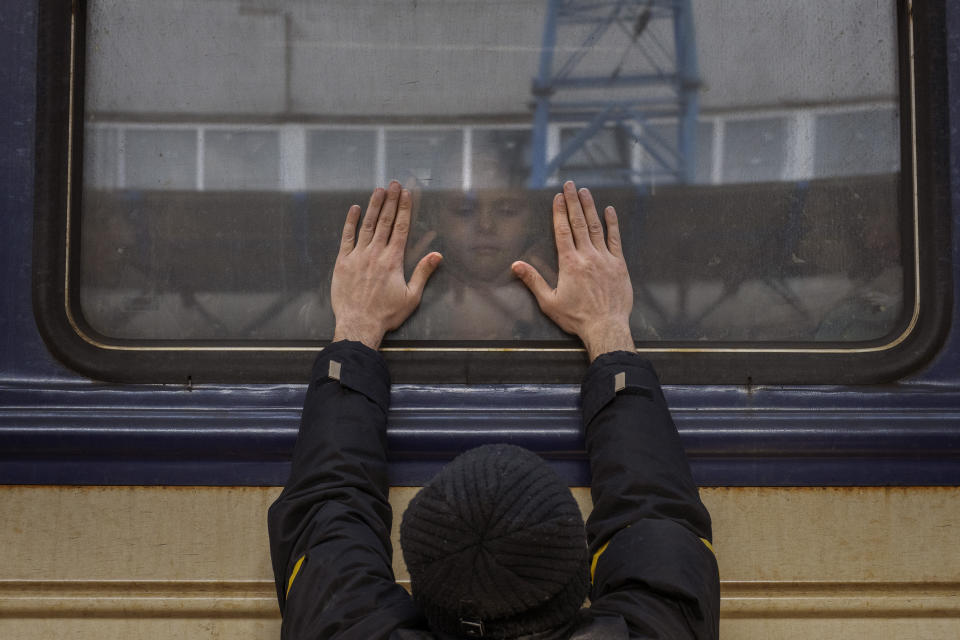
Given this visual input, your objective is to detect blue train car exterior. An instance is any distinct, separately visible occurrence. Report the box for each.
[1,0,959,488]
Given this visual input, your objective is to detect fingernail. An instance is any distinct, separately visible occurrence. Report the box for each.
[564,180,575,191]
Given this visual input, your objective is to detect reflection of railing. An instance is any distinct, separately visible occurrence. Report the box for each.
[83,103,898,192]
[528,0,700,187]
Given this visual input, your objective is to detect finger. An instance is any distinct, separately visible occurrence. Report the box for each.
[578,187,606,251]
[357,187,386,247]
[604,206,623,258]
[511,260,554,310]
[527,253,558,286]
[388,188,413,251]
[552,192,575,257]
[408,252,443,299]
[373,181,402,245]
[339,204,362,256]
[562,180,591,249]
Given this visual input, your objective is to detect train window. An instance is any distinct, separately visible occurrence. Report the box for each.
[557,127,634,186]
[307,130,377,189]
[121,129,198,190]
[385,130,464,189]
[33,0,951,383]
[720,118,789,184]
[814,109,902,177]
[470,128,532,189]
[203,130,282,191]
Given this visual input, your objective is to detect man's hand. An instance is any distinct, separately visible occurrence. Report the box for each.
[331,181,442,350]
[512,181,635,362]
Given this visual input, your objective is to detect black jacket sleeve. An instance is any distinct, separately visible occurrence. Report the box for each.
[267,341,424,640]
[581,351,720,639]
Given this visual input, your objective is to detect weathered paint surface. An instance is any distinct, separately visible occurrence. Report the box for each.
[1,486,959,639]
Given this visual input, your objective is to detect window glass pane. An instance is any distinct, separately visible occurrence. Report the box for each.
[394,189,561,341]
[470,129,531,189]
[722,118,788,184]
[307,130,377,189]
[79,0,905,346]
[636,121,714,185]
[558,127,632,187]
[122,129,197,190]
[693,122,714,185]
[83,126,121,189]
[385,130,463,190]
[560,127,628,168]
[203,130,280,190]
[814,109,900,177]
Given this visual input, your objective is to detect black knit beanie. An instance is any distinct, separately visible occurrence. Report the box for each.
[400,444,590,639]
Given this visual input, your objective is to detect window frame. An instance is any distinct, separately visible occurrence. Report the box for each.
[33,0,953,385]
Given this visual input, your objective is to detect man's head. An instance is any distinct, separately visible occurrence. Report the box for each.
[400,444,590,638]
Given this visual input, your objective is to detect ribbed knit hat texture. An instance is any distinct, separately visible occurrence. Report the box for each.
[400,444,589,639]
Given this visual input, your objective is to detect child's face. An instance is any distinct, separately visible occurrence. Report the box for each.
[440,191,531,284]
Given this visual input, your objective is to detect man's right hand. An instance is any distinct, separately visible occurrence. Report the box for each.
[512,181,635,362]
[331,181,442,350]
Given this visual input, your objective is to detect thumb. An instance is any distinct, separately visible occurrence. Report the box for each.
[408,252,443,298]
[512,261,553,307]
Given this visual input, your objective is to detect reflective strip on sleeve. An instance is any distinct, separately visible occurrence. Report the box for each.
[590,540,611,583]
[591,533,714,584]
[286,555,306,597]
[700,537,715,555]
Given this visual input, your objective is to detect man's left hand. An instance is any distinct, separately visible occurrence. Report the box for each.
[331,181,443,350]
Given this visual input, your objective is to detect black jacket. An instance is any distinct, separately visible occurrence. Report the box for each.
[268,341,719,639]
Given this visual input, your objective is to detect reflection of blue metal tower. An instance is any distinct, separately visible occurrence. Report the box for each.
[529,0,700,187]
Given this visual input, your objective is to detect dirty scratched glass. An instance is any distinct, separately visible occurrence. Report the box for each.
[80,0,904,344]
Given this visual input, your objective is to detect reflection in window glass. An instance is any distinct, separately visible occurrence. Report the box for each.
[638,121,714,185]
[559,127,632,187]
[307,130,377,189]
[203,130,280,190]
[123,130,196,190]
[471,129,531,189]
[722,118,788,183]
[814,109,900,177]
[385,130,463,190]
[79,0,905,345]
[693,123,714,185]
[560,128,629,168]
[83,126,121,189]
